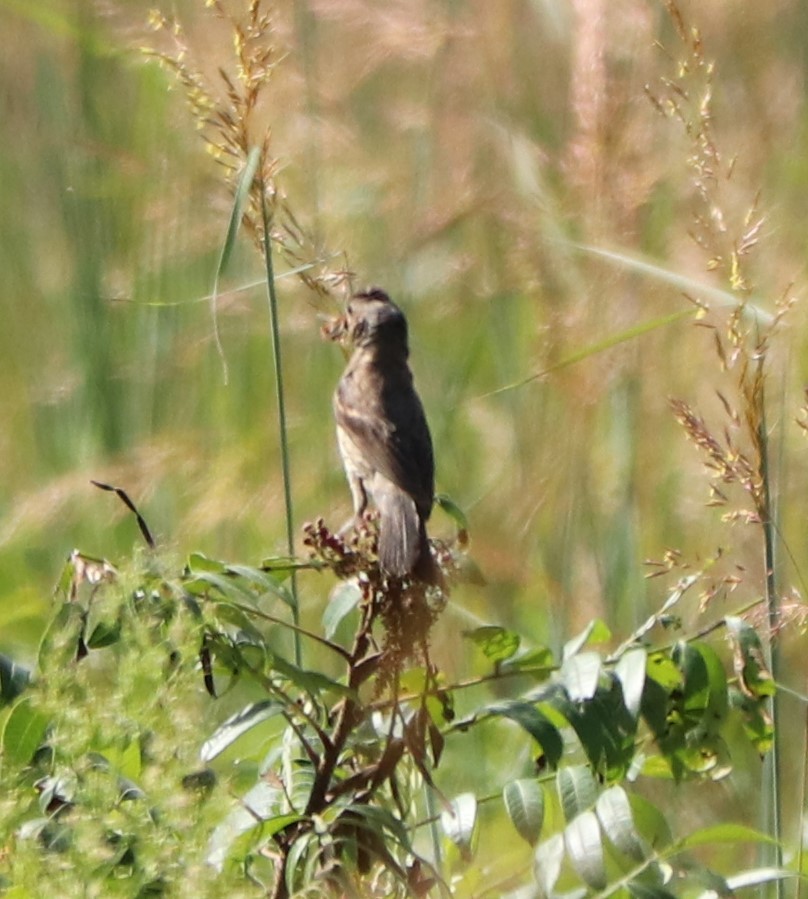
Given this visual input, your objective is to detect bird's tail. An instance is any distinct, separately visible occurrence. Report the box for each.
[377,490,440,585]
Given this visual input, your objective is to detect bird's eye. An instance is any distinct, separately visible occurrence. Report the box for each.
[346,304,353,316]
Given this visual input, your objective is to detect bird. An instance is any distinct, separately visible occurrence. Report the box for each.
[327,288,438,583]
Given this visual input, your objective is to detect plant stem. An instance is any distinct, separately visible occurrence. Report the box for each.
[757,376,783,891]
[261,185,301,666]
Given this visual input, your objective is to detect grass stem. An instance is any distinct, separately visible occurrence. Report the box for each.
[261,182,301,666]
[758,377,783,892]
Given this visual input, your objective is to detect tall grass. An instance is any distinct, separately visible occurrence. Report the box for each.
[3,0,808,885]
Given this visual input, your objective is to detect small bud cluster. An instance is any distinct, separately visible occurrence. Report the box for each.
[302,515,380,581]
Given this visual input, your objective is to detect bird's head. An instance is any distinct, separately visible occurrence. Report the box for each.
[323,288,409,352]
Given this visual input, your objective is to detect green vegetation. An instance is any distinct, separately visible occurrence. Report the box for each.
[2,0,808,895]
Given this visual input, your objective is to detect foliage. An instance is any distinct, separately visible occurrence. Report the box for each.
[3,0,808,896]
[0,509,788,897]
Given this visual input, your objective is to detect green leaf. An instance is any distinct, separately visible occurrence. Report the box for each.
[565,809,606,890]
[1,697,50,768]
[560,651,602,701]
[673,641,728,733]
[725,616,775,698]
[557,765,598,822]
[533,833,565,897]
[201,701,283,762]
[322,581,362,640]
[596,786,646,862]
[269,653,354,698]
[488,701,563,768]
[441,793,477,858]
[645,653,683,691]
[218,146,261,275]
[207,779,284,870]
[185,569,258,604]
[435,493,469,532]
[225,564,296,609]
[187,552,227,574]
[0,654,31,704]
[563,619,611,660]
[718,867,796,893]
[615,647,647,719]
[629,794,673,850]
[343,803,413,855]
[503,779,545,846]
[465,626,520,663]
[86,620,121,649]
[551,680,636,778]
[729,686,774,754]
[501,644,555,672]
[678,823,777,851]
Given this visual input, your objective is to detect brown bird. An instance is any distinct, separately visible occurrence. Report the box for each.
[327,288,437,582]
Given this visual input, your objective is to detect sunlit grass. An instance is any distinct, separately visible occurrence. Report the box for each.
[3,1,808,891]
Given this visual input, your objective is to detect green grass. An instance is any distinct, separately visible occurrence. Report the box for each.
[3,0,808,893]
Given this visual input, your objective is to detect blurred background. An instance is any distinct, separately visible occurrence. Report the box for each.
[3,0,808,863]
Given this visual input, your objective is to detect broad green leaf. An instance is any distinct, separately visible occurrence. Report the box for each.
[201,701,283,762]
[645,653,683,691]
[225,564,295,609]
[441,793,477,858]
[673,641,727,727]
[185,569,258,603]
[465,626,520,663]
[640,676,671,742]
[533,833,565,897]
[488,701,563,768]
[596,786,646,862]
[557,765,598,822]
[551,680,636,779]
[269,653,354,698]
[0,654,31,704]
[678,823,776,851]
[1,697,49,768]
[284,832,319,894]
[565,809,606,889]
[563,620,611,661]
[629,794,673,850]
[560,651,601,701]
[187,552,228,574]
[86,620,121,649]
[207,779,283,870]
[322,581,361,639]
[615,647,647,719]
[502,644,555,672]
[210,601,267,644]
[694,642,729,724]
[503,779,545,846]
[672,641,708,711]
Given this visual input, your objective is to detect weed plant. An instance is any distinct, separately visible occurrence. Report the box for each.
[2,1,808,897]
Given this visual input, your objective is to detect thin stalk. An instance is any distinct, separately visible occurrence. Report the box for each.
[797,695,808,899]
[757,378,783,892]
[261,185,301,666]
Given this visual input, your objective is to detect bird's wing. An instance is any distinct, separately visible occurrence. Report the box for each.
[335,384,434,517]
